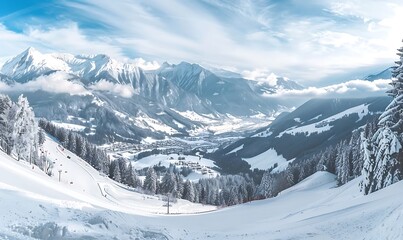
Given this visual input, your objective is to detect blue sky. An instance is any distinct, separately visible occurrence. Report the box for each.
[0,0,402,85]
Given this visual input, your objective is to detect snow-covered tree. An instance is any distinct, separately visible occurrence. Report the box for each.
[361,43,403,194]
[11,95,38,162]
[160,170,178,197]
[143,167,157,194]
[182,180,195,202]
[113,162,121,182]
[256,172,275,198]
[75,135,86,158]
[361,127,402,194]
[0,95,13,153]
[125,162,139,188]
[56,128,68,147]
[350,130,363,177]
[38,128,46,146]
[336,141,352,185]
[67,131,76,153]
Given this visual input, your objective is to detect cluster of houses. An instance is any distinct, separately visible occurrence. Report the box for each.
[171,156,214,175]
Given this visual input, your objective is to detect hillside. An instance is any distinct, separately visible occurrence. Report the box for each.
[214,97,390,171]
[0,135,216,216]
[1,139,403,239]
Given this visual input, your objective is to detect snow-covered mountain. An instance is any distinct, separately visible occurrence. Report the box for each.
[213,97,390,171]
[0,48,302,143]
[364,67,393,81]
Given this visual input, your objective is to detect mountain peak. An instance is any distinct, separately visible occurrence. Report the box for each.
[16,47,42,62]
[24,46,39,55]
[1,47,69,82]
[364,67,393,81]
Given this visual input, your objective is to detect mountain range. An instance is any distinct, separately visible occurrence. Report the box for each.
[0,48,303,143]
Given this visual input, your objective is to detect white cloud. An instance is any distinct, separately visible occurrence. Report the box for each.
[127,58,160,70]
[89,80,134,98]
[267,79,391,98]
[1,0,403,83]
[242,69,282,86]
[0,72,90,95]
[314,31,360,48]
[0,72,135,98]
[0,22,125,61]
[61,0,403,82]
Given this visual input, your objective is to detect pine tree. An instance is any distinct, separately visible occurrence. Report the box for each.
[125,162,136,187]
[38,128,46,146]
[67,132,76,153]
[361,42,403,194]
[143,167,157,194]
[91,147,102,170]
[113,162,121,182]
[75,135,85,157]
[11,95,38,162]
[0,95,12,153]
[336,141,351,185]
[160,170,178,197]
[56,128,68,147]
[350,130,363,177]
[256,171,274,198]
[183,180,195,202]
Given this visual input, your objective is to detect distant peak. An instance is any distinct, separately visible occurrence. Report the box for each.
[23,47,41,56]
[177,61,204,70]
[160,61,172,69]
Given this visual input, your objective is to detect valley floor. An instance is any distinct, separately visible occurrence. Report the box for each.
[0,136,402,239]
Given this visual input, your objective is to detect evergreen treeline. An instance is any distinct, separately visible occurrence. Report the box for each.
[140,164,257,206]
[38,119,110,175]
[39,119,144,189]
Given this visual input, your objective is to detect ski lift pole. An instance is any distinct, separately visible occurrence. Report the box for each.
[167,193,170,214]
[58,169,62,182]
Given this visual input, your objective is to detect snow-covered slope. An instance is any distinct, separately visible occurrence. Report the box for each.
[364,67,393,81]
[242,148,289,171]
[0,135,216,216]
[217,97,390,168]
[2,144,403,240]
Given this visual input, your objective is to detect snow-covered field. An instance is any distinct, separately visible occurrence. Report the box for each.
[243,148,289,171]
[1,136,403,239]
[133,154,220,181]
[50,121,86,132]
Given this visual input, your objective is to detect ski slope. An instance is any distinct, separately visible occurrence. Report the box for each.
[1,136,403,239]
